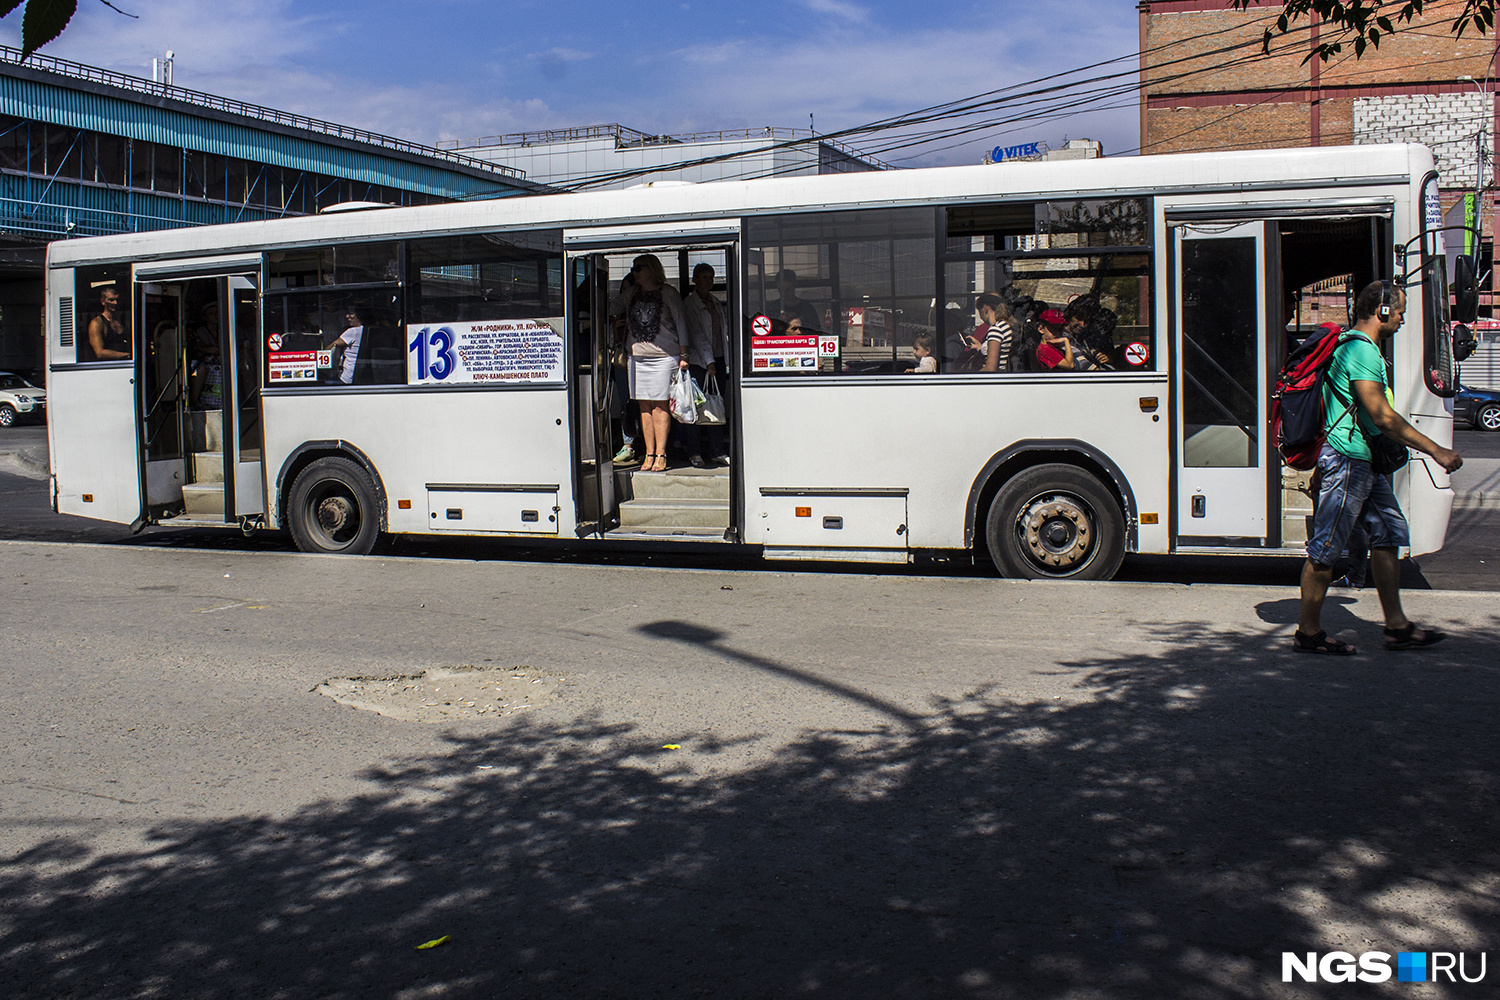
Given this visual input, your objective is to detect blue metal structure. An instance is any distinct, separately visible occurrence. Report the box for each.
[0,46,544,373]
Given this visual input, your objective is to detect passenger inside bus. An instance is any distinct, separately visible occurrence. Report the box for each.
[904,332,937,373]
[975,293,1016,372]
[1063,295,1117,370]
[1034,309,1077,370]
[86,285,131,361]
[330,307,364,385]
[776,269,822,333]
[188,301,223,409]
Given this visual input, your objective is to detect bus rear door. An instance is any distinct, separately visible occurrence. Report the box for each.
[1170,220,1274,547]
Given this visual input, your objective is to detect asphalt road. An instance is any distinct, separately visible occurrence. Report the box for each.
[1,539,1497,1000]
[2,424,1497,590]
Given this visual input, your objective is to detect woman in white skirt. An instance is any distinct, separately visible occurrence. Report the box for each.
[612,254,690,472]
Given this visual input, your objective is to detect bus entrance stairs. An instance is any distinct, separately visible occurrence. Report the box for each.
[611,464,730,541]
[180,409,225,519]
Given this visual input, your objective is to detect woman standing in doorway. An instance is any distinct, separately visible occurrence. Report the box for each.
[612,254,690,472]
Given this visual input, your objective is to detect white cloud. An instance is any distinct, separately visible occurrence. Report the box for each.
[802,0,869,23]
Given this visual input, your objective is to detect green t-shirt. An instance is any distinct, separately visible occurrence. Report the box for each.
[1321,333,1390,462]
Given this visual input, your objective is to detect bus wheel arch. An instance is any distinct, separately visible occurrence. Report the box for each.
[276,443,388,554]
[968,442,1136,580]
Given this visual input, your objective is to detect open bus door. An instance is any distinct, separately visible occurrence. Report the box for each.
[47,267,146,526]
[570,252,616,535]
[1170,221,1275,547]
[132,261,265,527]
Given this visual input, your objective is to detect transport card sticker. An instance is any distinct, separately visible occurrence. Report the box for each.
[407,319,566,386]
[750,334,819,371]
[268,350,317,382]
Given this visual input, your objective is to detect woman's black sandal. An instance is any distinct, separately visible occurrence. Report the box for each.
[1383,623,1446,650]
[1293,630,1357,655]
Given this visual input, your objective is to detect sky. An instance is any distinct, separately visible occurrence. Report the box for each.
[0,0,1143,171]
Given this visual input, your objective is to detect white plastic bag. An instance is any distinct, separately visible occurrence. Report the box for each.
[669,369,698,424]
[696,373,727,425]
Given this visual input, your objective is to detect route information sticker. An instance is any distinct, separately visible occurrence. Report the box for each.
[407,318,566,386]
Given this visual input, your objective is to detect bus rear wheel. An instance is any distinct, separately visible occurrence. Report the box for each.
[287,456,380,555]
[986,464,1125,580]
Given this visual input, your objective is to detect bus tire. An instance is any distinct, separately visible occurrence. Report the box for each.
[985,464,1125,580]
[287,456,381,555]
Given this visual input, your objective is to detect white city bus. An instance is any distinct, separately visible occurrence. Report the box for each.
[44,144,1469,579]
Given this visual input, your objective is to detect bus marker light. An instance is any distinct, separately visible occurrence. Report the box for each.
[82,493,93,502]
[795,506,811,518]
[1138,396,1158,411]
[1140,513,1158,524]
[398,499,411,509]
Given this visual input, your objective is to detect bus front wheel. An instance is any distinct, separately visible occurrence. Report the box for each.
[986,464,1125,580]
[287,456,381,555]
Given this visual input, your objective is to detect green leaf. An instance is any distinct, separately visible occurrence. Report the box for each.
[21,0,79,59]
[1377,15,1395,32]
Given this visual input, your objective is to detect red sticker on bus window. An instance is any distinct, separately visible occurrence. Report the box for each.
[751,314,772,337]
[1124,342,1149,366]
[267,333,282,351]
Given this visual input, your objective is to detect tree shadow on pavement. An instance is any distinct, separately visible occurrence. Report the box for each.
[3,614,1498,999]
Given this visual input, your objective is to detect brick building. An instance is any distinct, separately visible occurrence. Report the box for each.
[1139,0,1498,310]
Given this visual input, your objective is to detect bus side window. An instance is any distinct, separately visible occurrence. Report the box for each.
[941,199,1153,374]
[74,266,132,363]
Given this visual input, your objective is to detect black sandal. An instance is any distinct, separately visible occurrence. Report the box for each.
[1383,623,1446,650]
[1293,630,1357,655]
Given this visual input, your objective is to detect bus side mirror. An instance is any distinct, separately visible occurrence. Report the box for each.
[1454,254,1479,323]
[1454,322,1478,363]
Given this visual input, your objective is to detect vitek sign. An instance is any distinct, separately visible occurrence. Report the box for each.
[988,142,1043,163]
[1283,951,1488,984]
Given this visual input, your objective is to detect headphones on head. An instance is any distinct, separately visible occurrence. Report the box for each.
[1378,279,1393,319]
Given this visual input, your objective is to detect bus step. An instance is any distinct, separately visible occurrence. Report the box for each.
[618,498,730,529]
[192,451,225,484]
[616,468,730,502]
[607,526,731,542]
[182,482,225,517]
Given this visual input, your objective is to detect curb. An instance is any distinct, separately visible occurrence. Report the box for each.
[15,447,48,477]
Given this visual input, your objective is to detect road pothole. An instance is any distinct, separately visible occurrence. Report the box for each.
[315,665,559,724]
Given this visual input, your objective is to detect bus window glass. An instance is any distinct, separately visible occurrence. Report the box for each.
[942,198,1151,373]
[409,231,563,322]
[744,207,936,375]
[264,288,404,387]
[74,265,132,363]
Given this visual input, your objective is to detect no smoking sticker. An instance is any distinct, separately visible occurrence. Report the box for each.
[1124,342,1149,366]
[751,314,772,337]
[267,333,283,351]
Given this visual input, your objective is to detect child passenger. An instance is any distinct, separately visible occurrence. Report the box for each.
[905,332,937,373]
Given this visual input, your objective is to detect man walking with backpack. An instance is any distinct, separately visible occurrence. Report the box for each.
[1295,280,1463,655]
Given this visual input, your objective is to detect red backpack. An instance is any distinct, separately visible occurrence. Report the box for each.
[1271,324,1359,470]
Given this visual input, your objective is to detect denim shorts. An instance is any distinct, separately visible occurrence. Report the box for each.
[1305,444,1410,567]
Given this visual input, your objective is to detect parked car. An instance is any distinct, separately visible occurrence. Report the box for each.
[0,371,46,427]
[1455,382,1500,432]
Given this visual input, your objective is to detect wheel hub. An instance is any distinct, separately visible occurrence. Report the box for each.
[317,495,355,533]
[1019,495,1092,569]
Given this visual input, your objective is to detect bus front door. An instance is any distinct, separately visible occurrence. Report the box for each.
[1171,221,1273,545]
[571,253,616,534]
[137,273,264,525]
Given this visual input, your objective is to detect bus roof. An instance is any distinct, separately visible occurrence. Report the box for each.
[46,143,1436,268]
